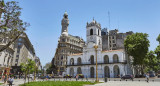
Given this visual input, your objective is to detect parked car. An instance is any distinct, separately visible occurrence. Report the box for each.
[121,75,133,80]
[63,74,72,78]
[75,74,84,78]
[148,71,155,77]
[51,76,54,78]
[135,74,145,78]
[157,74,160,78]
[46,75,51,79]
[40,76,51,79]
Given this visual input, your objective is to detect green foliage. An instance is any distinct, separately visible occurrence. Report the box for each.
[20,81,97,86]
[46,64,57,74]
[124,33,150,65]
[155,45,160,59]
[20,58,36,84]
[145,51,160,72]
[156,34,160,44]
[0,0,29,52]
[124,33,150,75]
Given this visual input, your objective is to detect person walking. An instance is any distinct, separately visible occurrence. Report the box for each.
[146,73,149,83]
[4,75,7,84]
[8,76,14,86]
[76,75,78,81]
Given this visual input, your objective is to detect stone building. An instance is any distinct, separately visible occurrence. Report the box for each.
[0,35,14,75]
[101,28,133,51]
[35,56,42,70]
[66,19,133,78]
[53,12,85,75]
[11,33,36,74]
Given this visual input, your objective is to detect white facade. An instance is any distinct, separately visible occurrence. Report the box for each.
[66,19,132,78]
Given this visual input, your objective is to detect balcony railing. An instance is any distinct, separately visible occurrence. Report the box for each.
[67,60,127,66]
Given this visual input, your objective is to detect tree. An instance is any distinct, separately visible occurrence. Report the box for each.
[155,45,160,59]
[156,34,160,44]
[44,62,57,74]
[0,0,29,52]
[27,59,35,84]
[145,51,160,72]
[21,59,35,85]
[20,63,28,85]
[46,64,57,74]
[124,32,150,75]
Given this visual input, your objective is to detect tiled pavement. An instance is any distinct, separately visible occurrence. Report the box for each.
[85,81,160,86]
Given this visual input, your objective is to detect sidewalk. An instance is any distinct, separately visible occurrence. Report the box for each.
[85,81,160,86]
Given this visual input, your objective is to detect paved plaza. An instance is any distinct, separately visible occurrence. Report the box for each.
[85,81,160,86]
[0,78,160,86]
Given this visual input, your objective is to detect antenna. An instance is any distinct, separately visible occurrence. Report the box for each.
[108,11,110,29]
[118,20,119,29]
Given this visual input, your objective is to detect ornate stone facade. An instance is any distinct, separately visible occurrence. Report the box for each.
[53,12,85,75]
[66,19,133,78]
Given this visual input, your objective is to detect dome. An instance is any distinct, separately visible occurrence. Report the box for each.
[64,11,68,16]
[62,30,68,36]
[90,18,96,24]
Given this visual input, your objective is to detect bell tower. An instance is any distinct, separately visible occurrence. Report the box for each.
[61,11,69,34]
[86,19,102,46]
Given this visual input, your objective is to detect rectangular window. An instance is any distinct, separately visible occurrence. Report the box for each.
[16,59,18,62]
[18,38,22,41]
[16,55,19,57]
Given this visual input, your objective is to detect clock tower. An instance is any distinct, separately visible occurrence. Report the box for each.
[86,19,102,46]
[61,11,69,34]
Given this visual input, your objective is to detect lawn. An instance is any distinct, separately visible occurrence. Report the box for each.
[20,81,97,86]
[0,83,3,85]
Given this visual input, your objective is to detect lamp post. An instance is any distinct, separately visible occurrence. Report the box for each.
[94,45,99,82]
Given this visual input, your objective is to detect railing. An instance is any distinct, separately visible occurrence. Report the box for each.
[67,60,127,66]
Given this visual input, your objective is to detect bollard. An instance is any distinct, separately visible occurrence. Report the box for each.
[104,77,108,82]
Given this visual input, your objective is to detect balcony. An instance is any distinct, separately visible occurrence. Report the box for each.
[67,60,127,66]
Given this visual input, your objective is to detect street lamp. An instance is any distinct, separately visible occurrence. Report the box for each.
[94,45,99,82]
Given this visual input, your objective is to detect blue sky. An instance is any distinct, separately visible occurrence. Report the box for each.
[5,0,160,66]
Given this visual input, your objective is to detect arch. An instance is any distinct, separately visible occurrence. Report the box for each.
[113,54,119,63]
[70,58,74,65]
[90,29,93,35]
[90,67,94,78]
[113,65,120,78]
[77,67,82,74]
[77,57,81,65]
[104,66,110,78]
[70,68,74,77]
[104,55,109,63]
[90,55,94,64]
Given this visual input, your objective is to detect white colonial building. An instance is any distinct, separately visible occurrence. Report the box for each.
[66,19,132,78]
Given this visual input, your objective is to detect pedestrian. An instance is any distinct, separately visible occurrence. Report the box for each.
[8,76,14,86]
[4,75,7,83]
[146,73,149,83]
[76,75,78,81]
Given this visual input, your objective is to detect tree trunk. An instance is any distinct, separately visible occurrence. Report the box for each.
[0,33,22,52]
[24,72,26,86]
[27,69,30,84]
[141,65,144,75]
